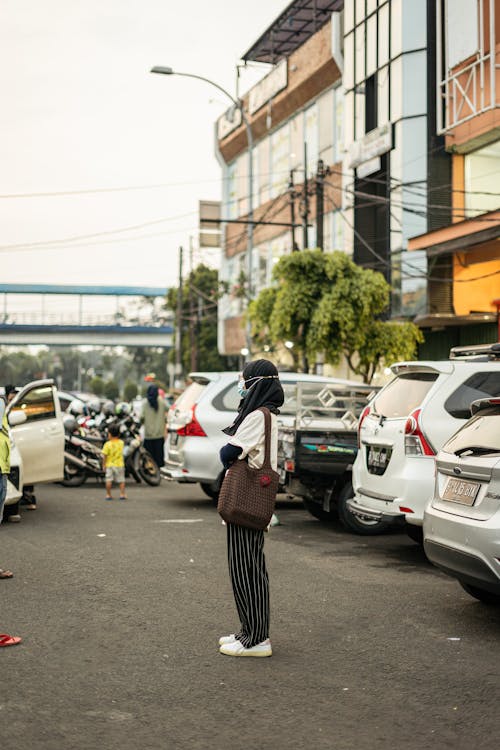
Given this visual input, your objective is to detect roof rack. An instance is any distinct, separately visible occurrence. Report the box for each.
[449,343,500,361]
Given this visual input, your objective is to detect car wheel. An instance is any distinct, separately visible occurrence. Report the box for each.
[2,501,20,522]
[200,473,224,505]
[459,582,500,605]
[337,481,392,535]
[405,524,424,545]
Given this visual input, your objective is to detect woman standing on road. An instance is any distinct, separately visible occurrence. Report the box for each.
[218,359,284,658]
[141,384,166,468]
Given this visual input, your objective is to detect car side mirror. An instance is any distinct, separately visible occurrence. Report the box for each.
[8,410,27,426]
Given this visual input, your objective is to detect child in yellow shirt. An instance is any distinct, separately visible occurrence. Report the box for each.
[102,424,126,500]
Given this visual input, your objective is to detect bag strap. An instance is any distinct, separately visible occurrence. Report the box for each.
[258,407,273,470]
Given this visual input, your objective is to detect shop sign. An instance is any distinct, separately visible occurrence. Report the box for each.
[248,59,287,114]
[349,123,392,169]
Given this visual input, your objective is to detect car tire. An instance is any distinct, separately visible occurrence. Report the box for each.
[337,481,392,535]
[302,496,337,522]
[405,524,424,545]
[2,501,20,522]
[459,582,500,605]
[200,473,224,504]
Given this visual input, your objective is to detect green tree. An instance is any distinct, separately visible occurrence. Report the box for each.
[249,249,423,382]
[104,379,120,400]
[88,376,105,396]
[167,264,236,374]
[123,380,138,402]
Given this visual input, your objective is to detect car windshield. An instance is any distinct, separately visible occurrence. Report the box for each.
[372,372,438,418]
[444,408,500,456]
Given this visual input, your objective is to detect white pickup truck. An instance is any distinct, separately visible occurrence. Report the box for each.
[3,379,65,521]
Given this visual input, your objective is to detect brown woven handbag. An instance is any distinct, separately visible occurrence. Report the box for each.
[217,407,279,530]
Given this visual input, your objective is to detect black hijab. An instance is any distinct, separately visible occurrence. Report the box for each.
[146,384,159,411]
[223,359,284,436]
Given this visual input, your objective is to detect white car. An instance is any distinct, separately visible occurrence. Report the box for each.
[164,371,363,500]
[348,344,500,540]
[3,379,65,520]
[424,397,500,604]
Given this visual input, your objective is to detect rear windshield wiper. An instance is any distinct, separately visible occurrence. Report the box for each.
[454,446,500,457]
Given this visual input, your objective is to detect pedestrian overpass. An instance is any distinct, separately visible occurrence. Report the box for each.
[0,284,173,347]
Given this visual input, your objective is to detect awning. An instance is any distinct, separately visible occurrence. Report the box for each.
[414,312,496,328]
[242,0,344,63]
[408,210,500,257]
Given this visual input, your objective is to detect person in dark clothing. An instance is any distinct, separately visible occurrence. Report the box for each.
[218,359,284,658]
[141,384,166,468]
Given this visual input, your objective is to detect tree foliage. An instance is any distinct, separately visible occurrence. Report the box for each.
[249,249,423,382]
[166,264,236,374]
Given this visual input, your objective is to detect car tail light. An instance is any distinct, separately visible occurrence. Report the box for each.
[176,405,207,437]
[399,506,414,513]
[284,459,295,472]
[357,406,371,448]
[404,408,435,456]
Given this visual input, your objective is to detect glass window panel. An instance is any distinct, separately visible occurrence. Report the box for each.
[367,0,377,15]
[390,56,402,121]
[402,51,427,117]
[290,112,304,171]
[12,386,56,422]
[377,65,390,124]
[226,161,237,220]
[318,89,334,164]
[236,154,248,216]
[355,24,366,85]
[464,142,500,216]
[304,103,318,176]
[354,88,365,139]
[391,0,402,59]
[257,137,270,205]
[366,14,377,76]
[270,122,290,198]
[334,86,344,162]
[344,1,355,33]
[343,89,355,148]
[356,0,366,24]
[343,32,355,90]
[378,3,389,66]
[252,243,269,294]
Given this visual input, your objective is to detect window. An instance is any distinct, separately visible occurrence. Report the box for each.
[355,24,366,85]
[318,90,334,164]
[304,103,318,176]
[334,86,344,162]
[378,2,389,66]
[290,112,304,171]
[252,243,269,294]
[365,74,378,133]
[372,373,439,418]
[377,65,390,124]
[213,382,240,412]
[11,386,56,422]
[445,373,500,420]
[236,154,248,216]
[270,122,290,198]
[390,0,402,59]
[356,0,366,24]
[464,142,500,216]
[344,32,355,90]
[443,410,500,456]
[257,137,270,205]
[225,161,237,220]
[390,56,402,121]
[366,13,377,76]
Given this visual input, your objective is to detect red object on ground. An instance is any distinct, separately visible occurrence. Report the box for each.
[0,634,22,647]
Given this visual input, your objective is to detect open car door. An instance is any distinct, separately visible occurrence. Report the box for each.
[7,379,64,484]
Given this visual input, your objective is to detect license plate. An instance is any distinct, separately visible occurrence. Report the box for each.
[442,477,480,505]
[367,446,392,474]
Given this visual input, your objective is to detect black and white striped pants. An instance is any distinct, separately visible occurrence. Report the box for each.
[226,523,270,648]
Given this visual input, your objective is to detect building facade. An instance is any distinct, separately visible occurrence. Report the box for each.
[408,0,500,352]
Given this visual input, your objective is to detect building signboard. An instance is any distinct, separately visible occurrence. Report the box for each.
[248,59,287,114]
[349,122,392,169]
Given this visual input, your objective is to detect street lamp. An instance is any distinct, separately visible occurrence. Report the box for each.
[150,65,254,354]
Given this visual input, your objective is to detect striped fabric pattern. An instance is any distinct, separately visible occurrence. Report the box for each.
[227,523,270,648]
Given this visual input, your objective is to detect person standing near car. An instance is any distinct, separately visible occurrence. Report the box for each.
[141,384,166,469]
[5,385,37,511]
[218,359,284,658]
[0,394,14,578]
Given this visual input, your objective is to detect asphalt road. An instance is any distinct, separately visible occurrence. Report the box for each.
[1,480,499,750]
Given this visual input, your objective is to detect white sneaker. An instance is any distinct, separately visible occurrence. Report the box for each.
[219,638,272,657]
[218,634,237,646]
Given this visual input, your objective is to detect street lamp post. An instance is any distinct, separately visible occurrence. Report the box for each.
[150,66,254,357]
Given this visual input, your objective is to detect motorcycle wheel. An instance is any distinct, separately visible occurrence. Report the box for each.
[138,449,161,486]
[62,463,87,487]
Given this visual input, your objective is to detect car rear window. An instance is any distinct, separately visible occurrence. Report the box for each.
[444,372,500,419]
[174,382,206,410]
[372,372,439,418]
[443,409,500,455]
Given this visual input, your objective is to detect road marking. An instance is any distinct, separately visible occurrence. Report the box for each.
[154,519,204,523]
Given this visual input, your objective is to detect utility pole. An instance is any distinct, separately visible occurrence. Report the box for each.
[188,238,197,372]
[175,246,183,383]
[316,159,325,251]
[301,142,309,250]
[289,170,299,251]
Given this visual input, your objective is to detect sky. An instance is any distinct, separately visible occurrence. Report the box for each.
[0,0,287,311]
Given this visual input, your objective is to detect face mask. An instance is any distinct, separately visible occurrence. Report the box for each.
[237,379,247,398]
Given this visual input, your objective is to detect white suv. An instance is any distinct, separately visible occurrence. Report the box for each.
[348,344,500,540]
